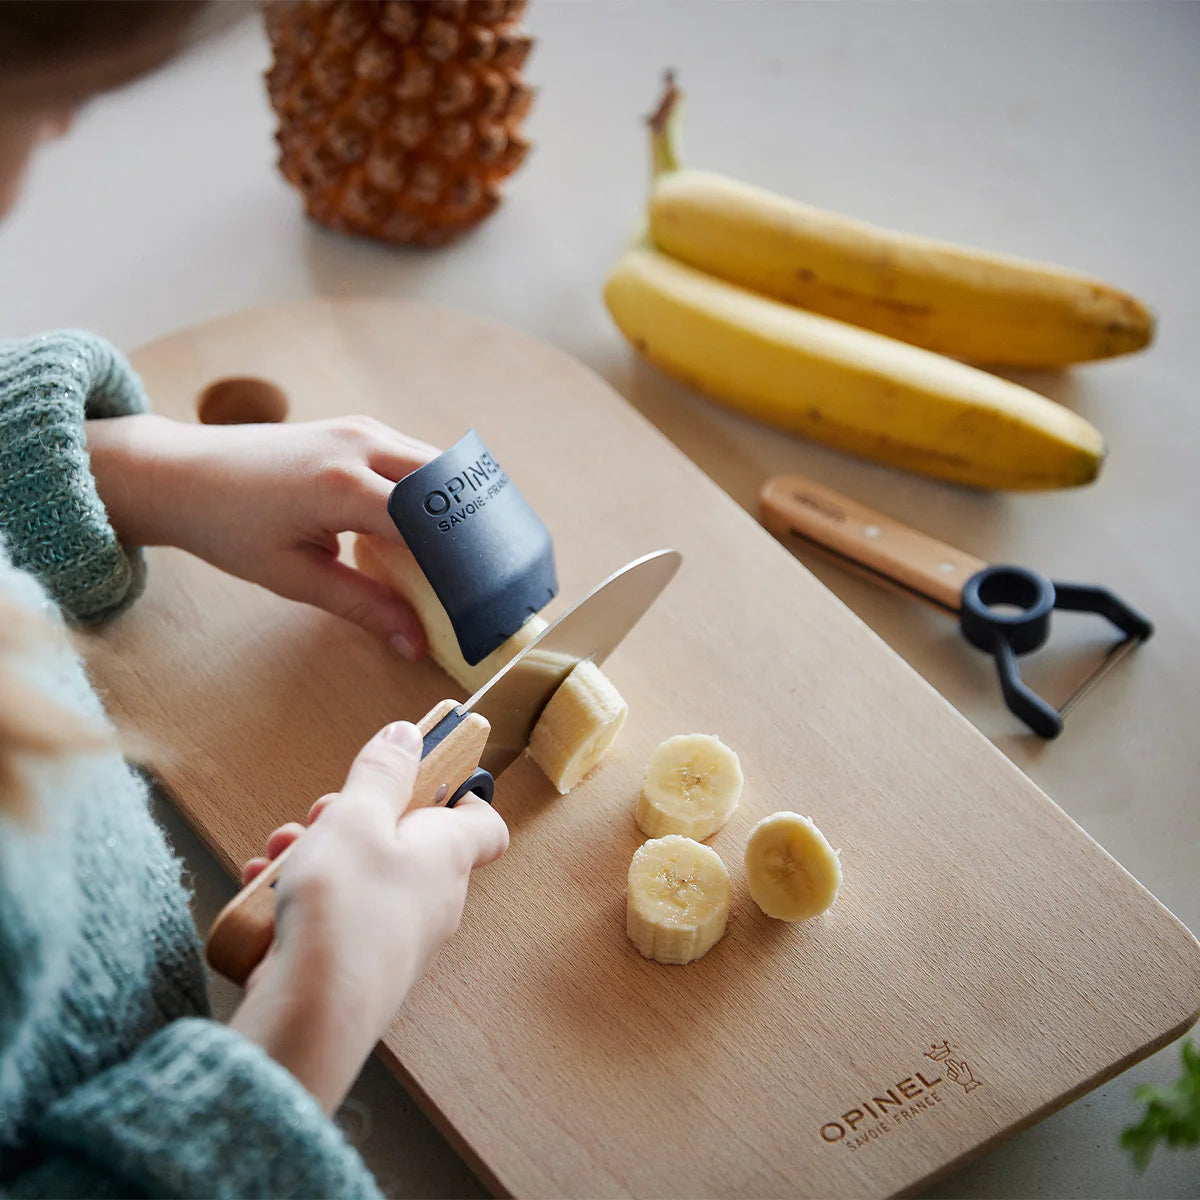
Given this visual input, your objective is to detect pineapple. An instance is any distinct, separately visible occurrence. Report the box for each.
[265,0,534,247]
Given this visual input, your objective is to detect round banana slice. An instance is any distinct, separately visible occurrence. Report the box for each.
[527,659,628,794]
[744,811,841,921]
[635,733,743,840]
[626,835,731,965]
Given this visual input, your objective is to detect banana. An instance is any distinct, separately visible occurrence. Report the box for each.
[353,533,547,693]
[635,733,742,840]
[645,76,1153,368]
[353,534,627,792]
[626,834,731,964]
[526,658,628,793]
[744,811,841,922]
[604,246,1105,490]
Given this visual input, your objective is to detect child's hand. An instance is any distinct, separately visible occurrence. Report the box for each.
[228,720,509,1113]
[86,414,436,657]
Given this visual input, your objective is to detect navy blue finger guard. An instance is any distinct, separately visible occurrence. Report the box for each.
[387,430,558,667]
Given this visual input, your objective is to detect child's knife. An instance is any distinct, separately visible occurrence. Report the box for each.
[205,547,682,984]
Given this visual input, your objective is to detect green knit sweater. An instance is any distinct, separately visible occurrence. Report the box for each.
[0,333,382,1199]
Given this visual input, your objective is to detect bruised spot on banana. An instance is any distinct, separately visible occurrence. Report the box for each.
[353,534,627,793]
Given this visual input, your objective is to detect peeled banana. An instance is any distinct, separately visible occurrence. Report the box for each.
[527,659,628,794]
[646,77,1153,368]
[626,834,731,964]
[605,247,1105,490]
[636,733,742,840]
[744,811,841,922]
[353,534,627,792]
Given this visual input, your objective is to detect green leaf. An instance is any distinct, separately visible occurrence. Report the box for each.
[1121,1038,1200,1171]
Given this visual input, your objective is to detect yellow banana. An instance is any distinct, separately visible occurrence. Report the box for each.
[603,246,1105,490]
[645,77,1153,368]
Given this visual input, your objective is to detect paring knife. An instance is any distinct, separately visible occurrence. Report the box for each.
[205,548,683,984]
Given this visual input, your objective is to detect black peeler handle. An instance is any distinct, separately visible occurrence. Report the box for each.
[961,566,1154,738]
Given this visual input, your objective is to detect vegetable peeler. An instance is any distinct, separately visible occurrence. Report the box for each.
[760,475,1153,738]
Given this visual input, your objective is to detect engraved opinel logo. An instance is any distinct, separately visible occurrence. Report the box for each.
[819,1039,984,1150]
[422,450,511,531]
[926,1037,982,1094]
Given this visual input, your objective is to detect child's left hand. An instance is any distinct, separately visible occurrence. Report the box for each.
[86,413,436,658]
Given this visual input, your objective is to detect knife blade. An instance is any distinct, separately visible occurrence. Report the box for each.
[205,547,682,983]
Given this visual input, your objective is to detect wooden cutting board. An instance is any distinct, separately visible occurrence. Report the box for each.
[83,299,1200,1199]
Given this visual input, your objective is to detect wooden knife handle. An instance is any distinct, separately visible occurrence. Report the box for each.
[759,475,987,613]
[204,698,490,986]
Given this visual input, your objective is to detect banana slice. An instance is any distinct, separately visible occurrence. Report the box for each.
[635,733,743,840]
[527,659,628,794]
[353,533,547,693]
[744,811,841,921]
[626,835,730,964]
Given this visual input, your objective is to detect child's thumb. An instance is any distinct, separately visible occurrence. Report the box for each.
[336,721,425,832]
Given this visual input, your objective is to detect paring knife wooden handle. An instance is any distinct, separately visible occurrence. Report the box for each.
[759,475,987,613]
[204,698,490,986]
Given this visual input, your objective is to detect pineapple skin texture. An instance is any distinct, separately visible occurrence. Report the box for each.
[265,0,534,247]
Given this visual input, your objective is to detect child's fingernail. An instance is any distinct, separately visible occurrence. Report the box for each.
[390,633,418,660]
[382,721,422,754]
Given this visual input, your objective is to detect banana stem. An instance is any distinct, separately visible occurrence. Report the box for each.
[623,72,685,251]
[647,70,685,180]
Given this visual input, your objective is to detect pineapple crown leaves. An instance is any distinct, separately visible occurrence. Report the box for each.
[1120,1038,1200,1172]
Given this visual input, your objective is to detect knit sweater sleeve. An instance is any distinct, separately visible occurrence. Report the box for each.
[0,331,149,624]
[9,1019,383,1200]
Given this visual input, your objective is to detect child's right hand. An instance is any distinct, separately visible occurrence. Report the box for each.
[227,720,509,1114]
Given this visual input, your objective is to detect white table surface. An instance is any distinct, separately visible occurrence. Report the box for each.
[3,3,1197,1196]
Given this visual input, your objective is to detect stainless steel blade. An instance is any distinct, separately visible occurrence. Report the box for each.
[461,549,681,777]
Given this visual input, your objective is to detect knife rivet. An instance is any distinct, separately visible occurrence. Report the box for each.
[863,524,882,539]
[433,783,449,806]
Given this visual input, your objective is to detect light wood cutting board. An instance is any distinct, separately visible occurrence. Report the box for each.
[83,299,1200,1199]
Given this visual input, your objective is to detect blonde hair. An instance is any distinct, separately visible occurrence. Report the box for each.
[0,597,113,822]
